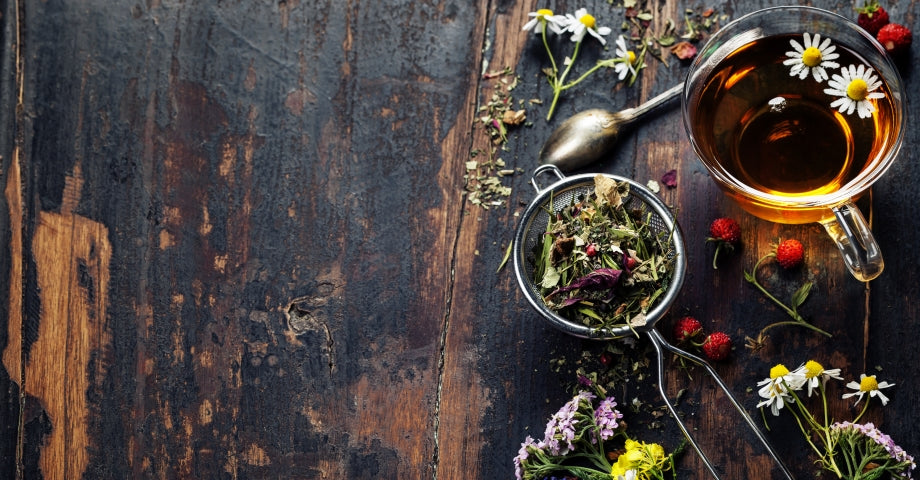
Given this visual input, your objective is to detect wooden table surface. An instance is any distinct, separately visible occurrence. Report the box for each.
[2,0,918,478]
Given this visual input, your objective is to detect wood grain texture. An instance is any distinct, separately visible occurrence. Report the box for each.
[2,0,919,479]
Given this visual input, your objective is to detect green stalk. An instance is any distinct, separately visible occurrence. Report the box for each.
[745,254,832,337]
[546,40,582,120]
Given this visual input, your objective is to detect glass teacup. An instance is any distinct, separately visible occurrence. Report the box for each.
[682,6,905,281]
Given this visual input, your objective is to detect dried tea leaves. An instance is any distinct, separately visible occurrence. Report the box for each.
[532,176,678,330]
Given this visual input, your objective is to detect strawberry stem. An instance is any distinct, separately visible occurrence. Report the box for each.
[744,253,832,339]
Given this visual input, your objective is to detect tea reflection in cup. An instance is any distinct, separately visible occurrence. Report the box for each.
[682,6,905,281]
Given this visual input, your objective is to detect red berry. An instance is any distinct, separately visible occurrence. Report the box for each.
[625,256,639,270]
[673,316,703,343]
[702,332,732,361]
[857,0,890,36]
[877,23,912,56]
[586,244,598,257]
[707,217,741,269]
[599,352,613,366]
[709,217,741,244]
[776,239,805,269]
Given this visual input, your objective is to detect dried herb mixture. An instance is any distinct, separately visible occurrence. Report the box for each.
[532,175,678,330]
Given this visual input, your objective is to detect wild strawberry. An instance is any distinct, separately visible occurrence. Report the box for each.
[707,217,741,269]
[877,23,913,57]
[701,332,732,361]
[673,316,703,343]
[775,239,805,269]
[709,217,741,244]
[856,0,890,36]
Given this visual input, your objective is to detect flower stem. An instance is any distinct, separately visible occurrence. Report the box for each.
[851,398,870,423]
[546,40,582,120]
[541,28,558,78]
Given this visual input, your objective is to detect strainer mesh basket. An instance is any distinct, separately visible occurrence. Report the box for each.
[513,167,687,339]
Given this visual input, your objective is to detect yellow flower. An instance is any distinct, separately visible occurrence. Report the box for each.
[757,363,806,416]
[795,360,843,397]
[564,8,612,44]
[522,8,569,35]
[843,373,895,405]
[783,32,840,82]
[824,64,886,119]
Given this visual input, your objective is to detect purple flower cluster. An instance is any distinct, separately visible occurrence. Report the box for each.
[544,391,595,455]
[831,421,916,478]
[593,396,624,441]
[514,435,546,480]
[513,391,625,480]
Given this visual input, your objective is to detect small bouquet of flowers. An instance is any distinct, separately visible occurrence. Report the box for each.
[522,8,642,120]
[756,359,916,479]
[514,390,680,480]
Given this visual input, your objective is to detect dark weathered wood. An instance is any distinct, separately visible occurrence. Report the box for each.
[2,0,919,479]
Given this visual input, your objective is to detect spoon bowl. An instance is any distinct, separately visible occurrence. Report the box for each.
[538,83,684,171]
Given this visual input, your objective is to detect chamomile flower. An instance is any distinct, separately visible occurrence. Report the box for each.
[783,32,840,82]
[824,64,886,119]
[842,373,895,406]
[522,8,569,35]
[796,360,843,397]
[565,8,612,45]
[614,35,637,81]
[757,363,807,416]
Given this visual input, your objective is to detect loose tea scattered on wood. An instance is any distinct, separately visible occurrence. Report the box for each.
[532,175,678,331]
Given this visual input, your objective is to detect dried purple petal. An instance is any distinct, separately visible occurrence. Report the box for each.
[549,268,623,298]
[661,169,678,188]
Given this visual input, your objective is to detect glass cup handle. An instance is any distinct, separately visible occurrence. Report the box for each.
[820,201,884,282]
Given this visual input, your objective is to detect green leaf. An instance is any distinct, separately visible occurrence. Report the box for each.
[578,307,602,320]
[657,35,676,47]
[541,264,561,289]
[791,281,813,308]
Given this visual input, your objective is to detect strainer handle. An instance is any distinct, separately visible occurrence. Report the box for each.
[646,329,796,480]
[529,164,566,195]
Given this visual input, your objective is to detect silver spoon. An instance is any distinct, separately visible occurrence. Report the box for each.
[538,82,684,172]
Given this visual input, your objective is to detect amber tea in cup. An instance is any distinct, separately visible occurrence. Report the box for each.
[683,6,905,281]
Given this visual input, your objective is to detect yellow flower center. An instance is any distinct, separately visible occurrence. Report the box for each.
[580,13,596,29]
[627,51,636,64]
[770,364,790,379]
[804,360,824,379]
[860,375,879,392]
[847,78,870,101]
[802,46,823,67]
[537,8,553,18]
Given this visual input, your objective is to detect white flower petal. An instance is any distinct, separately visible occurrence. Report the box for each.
[872,389,891,405]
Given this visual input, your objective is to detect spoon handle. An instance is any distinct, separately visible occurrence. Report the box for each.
[621,82,685,123]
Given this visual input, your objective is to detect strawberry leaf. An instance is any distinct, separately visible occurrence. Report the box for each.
[743,270,756,283]
[791,281,813,309]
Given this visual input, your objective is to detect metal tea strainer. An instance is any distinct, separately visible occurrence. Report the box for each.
[512,165,795,480]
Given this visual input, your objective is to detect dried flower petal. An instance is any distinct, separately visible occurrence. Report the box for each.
[661,169,678,188]
[670,41,698,60]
